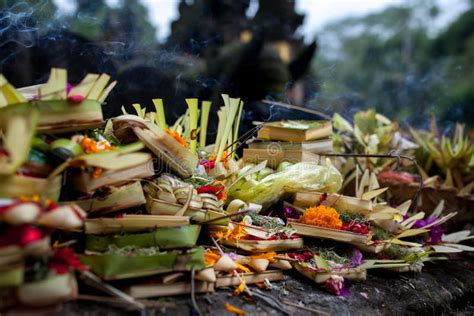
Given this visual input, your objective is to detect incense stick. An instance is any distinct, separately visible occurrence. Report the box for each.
[261,99,332,120]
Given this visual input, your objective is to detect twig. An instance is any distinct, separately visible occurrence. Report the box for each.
[252,289,291,315]
[79,271,145,310]
[281,299,330,316]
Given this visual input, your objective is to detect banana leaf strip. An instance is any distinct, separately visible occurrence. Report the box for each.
[0,174,61,200]
[0,104,39,175]
[0,264,24,288]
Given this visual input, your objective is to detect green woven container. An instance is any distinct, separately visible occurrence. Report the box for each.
[81,247,205,280]
[85,225,202,252]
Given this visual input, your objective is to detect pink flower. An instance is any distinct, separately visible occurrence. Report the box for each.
[67,95,85,104]
[325,276,350,296]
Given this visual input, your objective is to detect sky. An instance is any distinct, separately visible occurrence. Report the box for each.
[140,0,410,40]
[54,0,469,41]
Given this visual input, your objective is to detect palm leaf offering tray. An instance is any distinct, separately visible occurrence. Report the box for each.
[1,69,473,310]
[70,181,146,214]
[209,213,304,253]
[4,69,116,133]
[84,215,191,234]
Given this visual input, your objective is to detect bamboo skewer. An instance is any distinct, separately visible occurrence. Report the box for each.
[80,271,145,310]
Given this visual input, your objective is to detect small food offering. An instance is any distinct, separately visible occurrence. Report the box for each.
[0,69,472,311]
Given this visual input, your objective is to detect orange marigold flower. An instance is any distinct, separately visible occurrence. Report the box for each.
[204,250,221,267]
[235,262,251,274]
[79,135,115,154]
[300,205,342,229]
[208,151,230,169]
[210,225,248,241]
[164,129,189,148]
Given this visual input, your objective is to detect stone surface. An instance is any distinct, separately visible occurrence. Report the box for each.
[13,259,473,315]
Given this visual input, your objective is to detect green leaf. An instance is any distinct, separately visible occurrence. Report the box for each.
[354,109,377,135]
[314,255,330,271]
[40,68,67,100]
[70,74,99,98]
[441,230,473,243]
[390,239,423,247]
[185,98,199,154]
[216,95,240,162]
[199,100,212,147]
[361,187,387,201]
[396,228,429,239]
[333,113,354,133]
[430,245,463,253]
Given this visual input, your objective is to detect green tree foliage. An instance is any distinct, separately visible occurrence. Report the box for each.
[312,1,474,128]
[69,0,158,63]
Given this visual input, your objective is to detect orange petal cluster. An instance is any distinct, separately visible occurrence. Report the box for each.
[79,135,115,154]
[224,303,246,315]
[300,205,342,229]
[211,225,247,241]
[208,151,230,168]
[164,129,189,148]
[204,250,221,267]
[233,280,247,296]
[249,252,277,262]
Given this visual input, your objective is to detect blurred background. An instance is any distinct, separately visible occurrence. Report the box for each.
[0,0,473,131]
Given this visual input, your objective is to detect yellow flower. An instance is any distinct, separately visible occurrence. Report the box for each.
[233,279,247,296]
[235,262,251,274]
[212,225,248,241]
[300,205,342,229]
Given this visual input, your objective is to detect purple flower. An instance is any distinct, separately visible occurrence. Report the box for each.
[428,225,444,244]
[350,249,363,266]
[227,252,238,261]
[403,215,445,245]
[412,216,437,229]
[66,83,72,94]
[340,280,351,297]
[283,206,300,219]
